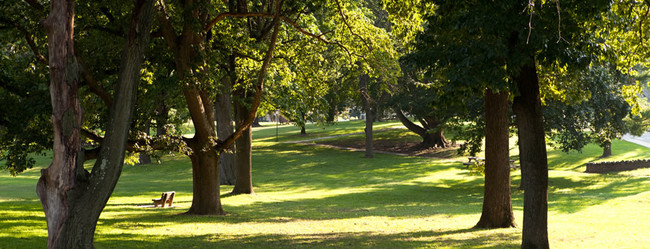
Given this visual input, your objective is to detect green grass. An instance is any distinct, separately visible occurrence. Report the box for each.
[1,121,649,248]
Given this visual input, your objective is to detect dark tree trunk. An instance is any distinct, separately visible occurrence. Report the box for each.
[300,112,306,134]
[512,62,550,249]
[155,99,169,136]
[37,1,155,248]
[183,87,225,215]
[395,109,449,148]
[187,144,223,214]
[139,124,152,164]
[326,104,337,122]
[421,130,449,148]
[475,88,516,228]
[232,101,254,194]
[252,117,262,127]
[359,73,373,158]
[215,75,236,185]
[601,141,612,158]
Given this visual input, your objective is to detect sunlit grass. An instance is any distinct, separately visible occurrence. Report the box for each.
[1,121,649,248]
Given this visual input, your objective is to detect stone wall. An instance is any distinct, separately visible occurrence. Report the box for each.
[585,159,650,173]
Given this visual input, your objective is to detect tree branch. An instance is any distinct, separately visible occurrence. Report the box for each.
[395,109,427,137]
[82,128,191,154]
[334,0,372,51]
[76,56,114,108]
[216,0,284,151]
[205,12,275,32]
[155,0,179,53]
[0,18,48,64]
[24,0,44,11]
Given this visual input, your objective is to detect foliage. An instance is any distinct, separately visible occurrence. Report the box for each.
[0,6,51,175]
[544,64,633,152]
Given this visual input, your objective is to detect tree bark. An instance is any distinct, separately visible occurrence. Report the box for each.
[512,61,550,249]
[37,1,82,247]
[601,141,612,158]
[138,124,152,164]
[475,88,516,228]
[183,87,225,215]
[395,109,449,148]
[187,143,223,214]
[155,99,169,136]
[232,100,254,194]
[37,1,155,247]
[215,76,236,185]
[360,73,373,158]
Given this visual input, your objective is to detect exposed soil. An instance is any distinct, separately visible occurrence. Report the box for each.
[316,137,460,158]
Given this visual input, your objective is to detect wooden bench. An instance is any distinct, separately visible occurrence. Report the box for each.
[152,191,175,207]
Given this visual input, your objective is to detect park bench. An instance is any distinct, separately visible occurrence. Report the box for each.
[152,191,175,207]
[463,157,485,167]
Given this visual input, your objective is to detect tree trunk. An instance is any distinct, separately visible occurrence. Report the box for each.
[37,1,82,247]
[475,88,516,228]
[395,109,448,148]
[155,97,169,136]
[512,62,550,249]
[252,118,262,127]
[215,76,236,185]
[360,73,373,158]
[183,88,225,215]
[187,144,223,214]
[232,101,254,194]
[37,1,155,247]
[421,130,449,148]
[326,103,337,122]
[138,124,152,164]
[300,125,306,134]
[601,141,612,158]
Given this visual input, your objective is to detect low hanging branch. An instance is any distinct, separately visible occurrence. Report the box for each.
[81,128,190,158]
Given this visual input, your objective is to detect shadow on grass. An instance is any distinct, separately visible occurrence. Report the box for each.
[548,174,650,213]
[94,228,520,249]
[97,179,487,229]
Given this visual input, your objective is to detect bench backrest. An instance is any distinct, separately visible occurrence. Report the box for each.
[164,191,175,205]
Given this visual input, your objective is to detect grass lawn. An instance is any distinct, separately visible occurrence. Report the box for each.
[1,120,649,248]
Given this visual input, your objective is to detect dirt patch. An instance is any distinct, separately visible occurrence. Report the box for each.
[316,138,460,158]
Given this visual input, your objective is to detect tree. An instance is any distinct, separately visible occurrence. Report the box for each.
[406,1,613,247]
[407,0,517,231]
[155,0,387,211]
[544,64,632,158]
[33,0,156,248]
[390,72,461,149]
